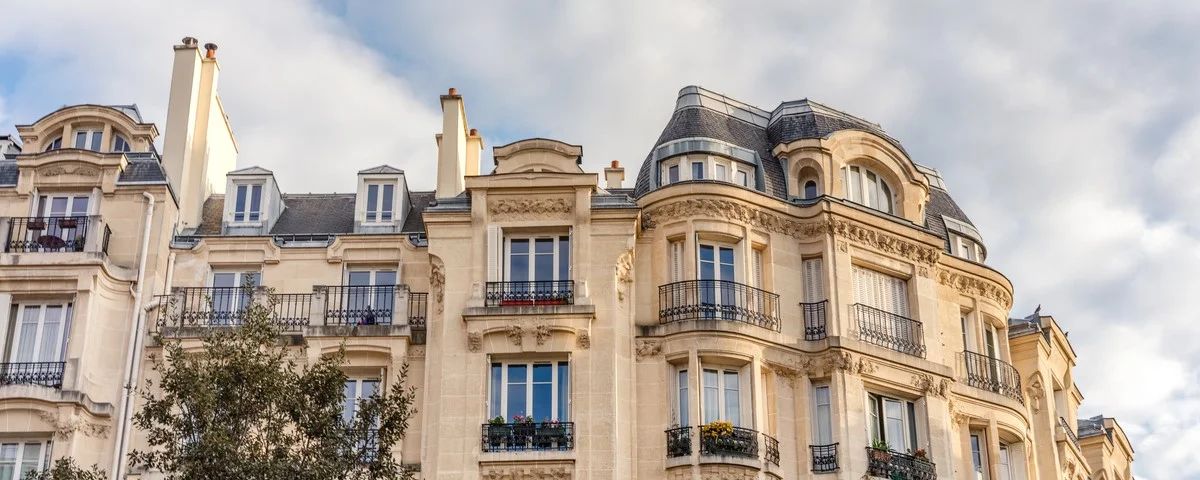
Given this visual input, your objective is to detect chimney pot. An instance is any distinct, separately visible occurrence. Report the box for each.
[469,128,478,136]
[204,43,218,59]
[611,160,620,168]
[448,87,458,95]
[181,37,198,47]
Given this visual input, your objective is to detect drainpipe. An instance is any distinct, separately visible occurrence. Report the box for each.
[111,192,155,480]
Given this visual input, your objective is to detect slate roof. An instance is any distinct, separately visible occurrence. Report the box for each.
[924,186,976,252]
[0,160,17,186]
[116,152,170,184]
[192,190,436,236]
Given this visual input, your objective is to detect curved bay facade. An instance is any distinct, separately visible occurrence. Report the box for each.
[0,39,1135,480]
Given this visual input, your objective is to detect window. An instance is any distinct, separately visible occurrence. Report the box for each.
[803,180,819,199]
[676,368,689,426]
[956,236,978,261]
[667,165,679,184]
[813,385,833,445]
[37,195,89,218]
[73,130,103,151]
[232,184,263,223]
[970,432,988,479]
[715,164,727,181]
[343,378,380,424]
[660,156,755,188]
[364,182,395,223]
[698,243,736,317]
[5,304,71,364]
[691,161,705,180]
[489,361,569,422]
[505,236,570,283]
[346,269,397,315]
[0,440,51,480]
[43,138,62,152]
[866,393,918,452]
[668,240,684,283]
[701,368,741,426]
[113,135,131,153]
[851,266,909,317]
[736,170,749,187]
[998,443,1012,480]
[961,315,972,352]
[210,272,260,320]
[842,165,894,214]
[803,258,824,303]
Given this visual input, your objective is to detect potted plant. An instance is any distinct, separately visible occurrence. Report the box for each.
[911,448,930,462]
[57,217,78,229]
[486,416,510,451]
[73,234,86,251]
[538,418,566,449]
[512,414,536,448]
[27,219,46,231]
[870,438,893,463]
[700,421,737,455]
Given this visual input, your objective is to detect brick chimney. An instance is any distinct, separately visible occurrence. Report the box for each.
[605,160,625,190]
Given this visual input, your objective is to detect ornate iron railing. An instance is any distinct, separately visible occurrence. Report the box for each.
[853,304,925,358]
[1060,416,1081,451]
[665,426,692,458]
[698,425,759,458]
[959,351,1023,404]
[802,300,828,340]
[271,293,311,331]
[763,432,780,466]
[659,280,781,331]
[811,443,838,473]
[178,287,251,326]
[485,281,574,307]
[481,422,574,452]
[6,216,91,253]
[352,428,379,463]
[101,225,112,255]
[409,293,427,345]
[324,285,395,326]
[0,361,65,388]
[865,448,936,480]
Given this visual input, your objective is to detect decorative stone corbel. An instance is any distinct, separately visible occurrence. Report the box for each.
[635,339,662,360]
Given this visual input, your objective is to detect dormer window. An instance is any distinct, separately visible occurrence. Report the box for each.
[843,165,894,214]
[74,130,103,151]
[659,154,756,189]
[233,183,263,223]
[364,182,395,223]
[44,137,62,152]
[113,135,131,153]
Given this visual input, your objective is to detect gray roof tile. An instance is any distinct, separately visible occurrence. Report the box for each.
[116,152,169,184]
[0,160,17,187]
[924,187,976,253]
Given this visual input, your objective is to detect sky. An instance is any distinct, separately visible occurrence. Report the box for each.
[0,0,1194,477]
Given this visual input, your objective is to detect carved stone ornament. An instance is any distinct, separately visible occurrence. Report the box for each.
[948,399,971,425]
[935,267,1013,309]
[615,248,634,301]
[533,324,551,346]
[467,332,483,352]
[430,255,446,313]
[38,411,110,440]
[641,199,830,238]
[697,464,757,480]
[489,197,572,220]
[837,240,849,253]
[484,465,573,480]
[39,165,101,178]
[1026,373,1045,413]
[635,339,662,360]
[769,363,803,387]
[576,330,591,349]
[828,219,940,266]
[507,325,524,345]
[854,357,879,376]
[918,266,930,278]
[407,346,425,359]
[911,373,951,399]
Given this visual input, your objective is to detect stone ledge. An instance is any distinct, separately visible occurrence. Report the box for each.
[463,304,596,319]
[0,385,115,416]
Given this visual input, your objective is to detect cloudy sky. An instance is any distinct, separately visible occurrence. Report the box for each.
[0,0,1194,476]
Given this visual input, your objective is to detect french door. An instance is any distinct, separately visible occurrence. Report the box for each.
[8,304,71,364]
[698,244,736,319]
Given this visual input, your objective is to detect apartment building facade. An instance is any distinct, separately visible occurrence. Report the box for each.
[0,38,1134,480]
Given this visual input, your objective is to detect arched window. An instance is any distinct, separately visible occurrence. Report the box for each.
[803,180,819,199]
[842,165,894,214]
[113,135,131,152]
[43,137,62,152]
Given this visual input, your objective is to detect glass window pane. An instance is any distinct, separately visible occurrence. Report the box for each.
[509,240,529,282]
[249,185,262,221]
[506,365,528,420]
[668,165,679,183]
[90,132,102,151]
[885,399,905,448]
[880,181,893,214]
[677,370,688,426]
[342,381,356,423]
[15,307,39,362]
[366,185,379,221]
[532,363,553,383]
[558,236,570,281]
[815,386,832,444]
[234,185,247,221]
[71,197,89,216]
[534,245,554,282]
[715,164,727,181]
[702,369,719,424]
[532,381,552,421]
[381,184,394,220]
[490,364,503,419]
[74,132,87,149]
[907,402,918,451]
[691,162,704,180]
[362,380,379,398]
[510,239,529,254]
[50,198,68,216]
[737,170,748,187]
[39,306,63,362]
[347,271,371,286]
[558,362,569,421]
[804,181,818,199]
[723,371,740,425]
[848,167,862,203]
[374,271,397,287]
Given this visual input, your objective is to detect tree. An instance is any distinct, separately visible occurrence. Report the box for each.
[129,288,418,480]
[23,458,106,480]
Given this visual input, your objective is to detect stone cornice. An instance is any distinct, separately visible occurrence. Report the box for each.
[935,267,1014,309]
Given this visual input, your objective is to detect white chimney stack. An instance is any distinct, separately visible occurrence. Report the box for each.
[605,160,625,190]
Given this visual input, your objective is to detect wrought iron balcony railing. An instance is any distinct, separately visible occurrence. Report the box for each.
[1060,416,1081,451]
[802,300,828,340]
[271,293,311,331]
[959,351,1023,404]
[763,432,780,466]
[485,280,574,307]
[665,426,692,458]
[324,285,396,326]
[659,280,781,331]
[5,216,109,254]
[481,422,575,452]
[177,287,252,327]
[409,292,427,345]
[853,303,926,358]
[865,447,936,480]
[698,424,760,458]
[811,443,839,473]
[0,361,65,388]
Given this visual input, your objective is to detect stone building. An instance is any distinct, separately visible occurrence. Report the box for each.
[0,38,1135,480]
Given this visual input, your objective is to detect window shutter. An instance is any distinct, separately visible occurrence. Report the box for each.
[889,276,909,317]
[752,249,764,288]
[487,225,502,282]
[669,240,683,283]
[803,258,824,302]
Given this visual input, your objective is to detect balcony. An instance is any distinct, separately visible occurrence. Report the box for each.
[485,280,574,307]
[698,424,760,459]
[665,426,692,458]
[802,300,828,340]
[481,422,575,452]
[4,216,110,254]
[762,433,779,466]
[853,304,926,358]
[161,288,310,332]
[810,443,838,473]
[1059,416,1081,451]
[355,428,380,463]
[0,361,65,388]
[865,447,936,480]
[409,292,427,345]
[323,285,397,326]
[659,280,781,332]
[958,351,1023,404]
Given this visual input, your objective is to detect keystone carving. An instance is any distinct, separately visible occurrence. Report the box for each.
[38,412,110,440]
[576,330,591,349]
[615,248,634,301]
[507,325,524,345]
[911,373,951,399]
[935,268,1013,309]
[430,255,446,314]
[489,198,572,220]
[635,339,662,360]
[467,332,482,352]
[533,324,551,346]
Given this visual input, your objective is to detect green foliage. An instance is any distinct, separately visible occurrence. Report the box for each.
[871,438,891,452]
[129,288,418,480]
[23,459,106,480]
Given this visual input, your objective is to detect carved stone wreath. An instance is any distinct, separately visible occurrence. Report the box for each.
[911,373,952,399]
[533,324,551,346]
[507,325,524,346]
[576,330,591,349]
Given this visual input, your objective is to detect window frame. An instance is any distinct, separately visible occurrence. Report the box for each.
[489,360,570,422]
[73,129,103,151]
[812,384,833,445]
[504,235,571,283]
[342,377,381,426]
[112,135,131,153]
[998,442,1013,480]
[0,439,52,479]
[675,366,690,426]
[866,392,919,452]
[43,137,62,152]
[209,271,261,316]
[970,431,990,479]
[363,181,396,224]
[700,366,744,426]
[659,155,756,189]
[802,179,819,199]
[6,303,72,363]
[232,183,264,223]
[842,165,895,214]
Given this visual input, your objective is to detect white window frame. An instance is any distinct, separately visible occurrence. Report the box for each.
[812,384,833,445]
[970,431,989,480]
[660,155,755,188]
[998,443,1013,480]
[851,265,910,317]
[697,242,737,283]
[112,135,131,153]
[668,239,685,283]
[37,194,90,218]
[803,257,824,303]
[867,392,919,452]
[6,303,72,363]
[956,236,978,261]
[209,271,261,316]
[802,179,820,199]
[489,360,570,422]
[504,236,571,282]
[232,183,264,223]
[363,181,396,224]
[343,378,381,425]
[961,312,976,353]
[0,439,52,479]
[700,367,745,426]
[842,165,895,214]
[73,129,103,151]
[675,366,690,426]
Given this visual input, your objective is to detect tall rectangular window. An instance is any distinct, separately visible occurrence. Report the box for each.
[668,165,679,184]
[998,444,1012,480]
[6,304,71,363]
[970,433,989,479]
[669,240,684,283]
[0,440,51,479]
[233,184,263,222]
[813,385,833,444]
[851,265,909,317]
[505,236,570,282]
[803,258,824,302]
[736,170,749,187]
[365,183,395,223]
[489,361,569,422]
[691,161,705,180]
[701,367,742,426]
[867,393,919,452]
[210,271,261,321]
[342,378,381,424]
[677,369,689,426]
[73,130,102,151]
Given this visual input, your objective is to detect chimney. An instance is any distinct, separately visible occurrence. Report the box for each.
[465,128,482,177]
[163,37,238,229]
[605,160,625,190]
[436,87,469,198]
